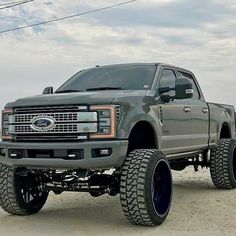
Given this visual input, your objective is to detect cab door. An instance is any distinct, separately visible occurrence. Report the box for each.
[158,68,192,155]
[177,70,209,149]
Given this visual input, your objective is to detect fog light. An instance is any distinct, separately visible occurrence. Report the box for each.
[100,149,110,155]
[9,149,24,159]
[66,150,84,160]
[92,148,112,158]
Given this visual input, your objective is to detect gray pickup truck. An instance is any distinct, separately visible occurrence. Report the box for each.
[1,63,236,226]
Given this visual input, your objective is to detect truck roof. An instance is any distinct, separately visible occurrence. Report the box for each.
[92,63,192,74]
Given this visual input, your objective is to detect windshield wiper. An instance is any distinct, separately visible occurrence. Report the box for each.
[86,87,123,91]
[56,89,84,94]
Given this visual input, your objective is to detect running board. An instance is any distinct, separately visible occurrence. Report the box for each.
[166,150,202,159]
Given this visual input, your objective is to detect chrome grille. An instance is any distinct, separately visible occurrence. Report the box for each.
[14,124,78,133]
[12,123,97,134]
[8,105,120,141]
[14,113,78,123]
[9,106,98,139]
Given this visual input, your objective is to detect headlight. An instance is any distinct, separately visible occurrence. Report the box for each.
[90,105,117,139]
[1,109,13,141]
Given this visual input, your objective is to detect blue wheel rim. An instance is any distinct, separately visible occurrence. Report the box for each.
[233,148,236,180]
[152,160,172,216]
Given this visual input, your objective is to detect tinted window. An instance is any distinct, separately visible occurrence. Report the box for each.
[57,65,156,92]
[159,69,176,88]
[178,71,200,99]
[159,69,176,97]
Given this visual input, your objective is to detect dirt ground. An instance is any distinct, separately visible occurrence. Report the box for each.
[0,167,236,236]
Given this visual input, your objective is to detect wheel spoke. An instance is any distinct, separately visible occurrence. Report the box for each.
[21,189,26,201]
[29,194,34,202]
[27,191,30,203]
[18,174,45,205]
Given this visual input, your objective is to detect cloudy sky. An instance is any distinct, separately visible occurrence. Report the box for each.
[0,0,236,111]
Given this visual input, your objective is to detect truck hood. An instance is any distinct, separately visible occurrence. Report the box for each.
[6,90,147,108]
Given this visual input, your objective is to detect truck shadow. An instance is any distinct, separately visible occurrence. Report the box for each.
[0,177,235,235]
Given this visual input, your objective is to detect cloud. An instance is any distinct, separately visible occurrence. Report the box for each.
[84,0,236,28]
[0,0,235,111]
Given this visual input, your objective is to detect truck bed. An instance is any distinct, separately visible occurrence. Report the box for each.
[208,102,236,146]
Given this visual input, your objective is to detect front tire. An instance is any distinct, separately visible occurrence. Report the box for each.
[210,139,236,189]
[120,149,173,226]
[0,164,48,215]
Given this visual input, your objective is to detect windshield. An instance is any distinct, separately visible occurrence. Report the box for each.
[56,65,156,92]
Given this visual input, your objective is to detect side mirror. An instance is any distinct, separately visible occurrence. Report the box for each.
[158,86,174,103]
[159,86,171,94]
[43,86,53,95]
[175,77,193,99]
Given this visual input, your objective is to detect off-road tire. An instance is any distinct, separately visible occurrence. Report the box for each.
[210,139,236,189]
[0,164,48,215]
[120,149,172,226]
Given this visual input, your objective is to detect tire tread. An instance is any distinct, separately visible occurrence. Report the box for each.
[0,164,28,215]
[210,139,235,189]
[120,149,170,226]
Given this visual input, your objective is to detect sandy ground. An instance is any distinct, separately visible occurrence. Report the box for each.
[0,167,236,236]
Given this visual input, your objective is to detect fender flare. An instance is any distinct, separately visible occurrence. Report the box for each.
[126,115,161,150]
[217,112,232,140]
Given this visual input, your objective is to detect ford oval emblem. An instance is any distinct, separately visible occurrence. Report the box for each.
[31,117,55,131]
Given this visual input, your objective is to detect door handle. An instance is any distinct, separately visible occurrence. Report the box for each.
[202,108,209,113]
[183,106,191,113]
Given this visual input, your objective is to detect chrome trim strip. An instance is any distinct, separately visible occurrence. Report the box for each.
[166,150,201,158]
[12,112,97,124]
[15,105,88,113]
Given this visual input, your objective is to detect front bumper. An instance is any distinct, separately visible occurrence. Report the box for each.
[0,140,128,170]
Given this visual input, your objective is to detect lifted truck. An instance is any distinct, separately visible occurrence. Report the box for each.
[0,63,236,226]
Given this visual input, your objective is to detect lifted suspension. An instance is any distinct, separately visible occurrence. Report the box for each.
[169,151,210,172]
[33,169,121,197]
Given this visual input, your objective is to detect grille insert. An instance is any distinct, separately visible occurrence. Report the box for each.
[14,112,90,123]
[9,106,98,140]
[12,123,97,134]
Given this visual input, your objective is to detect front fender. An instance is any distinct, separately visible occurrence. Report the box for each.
[116,104,161,149]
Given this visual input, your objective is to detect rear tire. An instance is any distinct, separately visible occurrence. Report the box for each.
[120,149,173,226]
[210,139,236,189]
[0,164,48,215]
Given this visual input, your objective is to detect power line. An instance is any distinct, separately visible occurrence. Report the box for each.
[0,0,137,34]
[0,0,33,10]
[0,0,27,6]
[0,1,22,6]
[0,0,31,6]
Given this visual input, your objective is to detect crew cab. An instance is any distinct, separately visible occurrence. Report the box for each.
[0,63,235,227]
